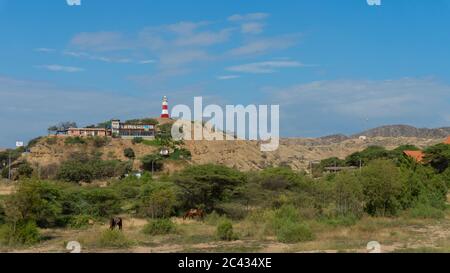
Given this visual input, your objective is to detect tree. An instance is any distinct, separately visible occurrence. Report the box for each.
[172,164,246,211]
[124,148,136,160]
[139,184,176,218]
[360,160,403,216]
[345,146,390,167]
[48,121,77,134]
[424,144,450,173]
[333,171,364,217]
[141,154,164,172]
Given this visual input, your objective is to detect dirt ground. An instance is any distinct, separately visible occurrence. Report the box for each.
[2,211,450,254]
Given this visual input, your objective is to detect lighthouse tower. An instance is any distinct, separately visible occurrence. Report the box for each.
[161,96,170,119]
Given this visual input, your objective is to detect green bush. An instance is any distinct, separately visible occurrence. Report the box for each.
[407,204,445,219]
[216,219,238,241]
[0,220,41,246]
[333,171,364,218]
[361,160,403,216]
[141,154,164,172]
[82,189,121,218]
[142,219,176,235]
[132,137,144,145]
[91,136,109,148]
[57,157,131,183]
[139,184,176,218]
[99,229,132,248]
[276,221,314,243]
[170,148,192,160]
[3,180,64,228]
[45,137,58,145]
[69,215,92,229]
[124,148,136,160]
[57,160,93,183]
[64,137,86,145]
[17,162,34,178]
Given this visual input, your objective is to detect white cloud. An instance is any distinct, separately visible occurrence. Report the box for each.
[37,65,84,73]
[241,22,265,34]
[227,61,303,74]
[228,13,269,22]
[174,28,233,47]
[271,78,450,120]
[217,75,240,80]
[63,51,153,64]
[34,48,55,53]
[70,32,130,51]
[228,34,299,56]
[139,59,156,64]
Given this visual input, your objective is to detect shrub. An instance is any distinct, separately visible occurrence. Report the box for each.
[132,137,144,145]
[360,160,403,216]
[0,220,41,246]
[407,204,445,219]
[124,148,136,160]
[82,189,121,218]
[99,229,132,248]
[139,185,176,218]
[216,219,238,241]
[333,171,364,218]
[216,203,248,220]
[3,180,64,228]
[57,160,93,183]
[205,211,228,226]
[17,162,34,178]
[170,148,192,160]
[276,221,314,243]
[91,136,109,148]
[142,219,176,235]
[64,137,86,145]
[141,154,164,172]
[45,137,58,145]
[69,215,92,229]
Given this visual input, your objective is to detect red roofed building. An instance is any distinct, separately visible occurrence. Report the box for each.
[403,150,425,163]
[444,136,450,145]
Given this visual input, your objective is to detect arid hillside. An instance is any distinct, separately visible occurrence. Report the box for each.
[25,135,444,172]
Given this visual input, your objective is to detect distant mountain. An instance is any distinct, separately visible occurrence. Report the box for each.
[353,125,450,139]
[318,134,350,143]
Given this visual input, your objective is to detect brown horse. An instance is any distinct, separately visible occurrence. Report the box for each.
[183,209,205,220]
[110,217,123,230]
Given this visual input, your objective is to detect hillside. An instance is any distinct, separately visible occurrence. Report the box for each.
[354,125,450,138]
[24,135,443,173]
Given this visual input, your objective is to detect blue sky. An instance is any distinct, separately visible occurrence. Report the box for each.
[1,0,450,147]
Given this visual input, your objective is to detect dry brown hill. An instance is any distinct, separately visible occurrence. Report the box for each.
[24,135,443,173]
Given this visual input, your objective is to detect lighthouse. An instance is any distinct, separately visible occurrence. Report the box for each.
[161,96,170,119]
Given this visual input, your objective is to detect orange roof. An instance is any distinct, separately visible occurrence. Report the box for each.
[444,136,450,145]
[403,150,425,163]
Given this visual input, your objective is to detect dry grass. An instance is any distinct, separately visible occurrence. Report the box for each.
[2,210,450,253]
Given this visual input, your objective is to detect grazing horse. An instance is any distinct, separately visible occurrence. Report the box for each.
[183,209,205,220]
[110,217,123,231]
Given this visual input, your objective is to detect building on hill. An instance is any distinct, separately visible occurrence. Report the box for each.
[111,119,156,139]
[403,150,425,163]
[68,127,111,137]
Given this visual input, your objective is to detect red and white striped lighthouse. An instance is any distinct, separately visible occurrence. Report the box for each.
[161,96,170,119]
